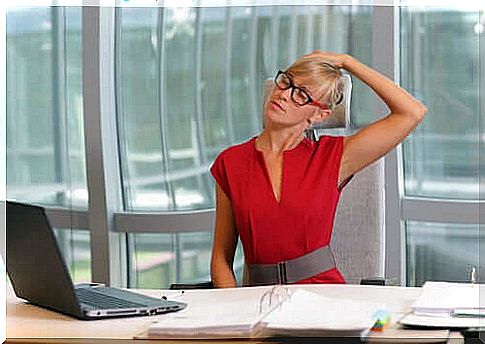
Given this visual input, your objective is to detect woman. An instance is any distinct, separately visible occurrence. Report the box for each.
[210,51,427,288]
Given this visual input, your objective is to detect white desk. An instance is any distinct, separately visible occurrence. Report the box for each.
[6,284,464,344]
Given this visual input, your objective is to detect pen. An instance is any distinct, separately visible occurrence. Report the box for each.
[161,290,185,300]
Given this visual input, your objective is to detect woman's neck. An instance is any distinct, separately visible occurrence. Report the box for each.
[255,129,305,155]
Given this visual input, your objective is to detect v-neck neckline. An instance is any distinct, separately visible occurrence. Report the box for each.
[252,136,312,206]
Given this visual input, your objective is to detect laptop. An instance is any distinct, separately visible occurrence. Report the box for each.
[6,201,187,320]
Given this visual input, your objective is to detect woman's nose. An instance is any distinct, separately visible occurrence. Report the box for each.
[273,87,290,101]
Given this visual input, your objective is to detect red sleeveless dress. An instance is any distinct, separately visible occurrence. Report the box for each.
[210,135,347,284]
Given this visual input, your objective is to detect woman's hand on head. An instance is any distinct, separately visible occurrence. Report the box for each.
[303,51,353,69]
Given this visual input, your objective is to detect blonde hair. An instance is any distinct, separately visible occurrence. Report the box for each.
[286,56,344,110]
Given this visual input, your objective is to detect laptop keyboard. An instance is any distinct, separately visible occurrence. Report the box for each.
[76,288,146,309]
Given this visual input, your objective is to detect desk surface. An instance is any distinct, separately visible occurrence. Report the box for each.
[6,284,464,344]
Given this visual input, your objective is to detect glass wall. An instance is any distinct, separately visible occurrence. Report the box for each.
[401,8,481,200]
[7,5,481,288]
[406,221,481,286]
[116,5,374,287]
[129,232,244,288]
[116,6,374,213]
[401,7,483,285]
[6,7,87,209]
[53,228,92,283]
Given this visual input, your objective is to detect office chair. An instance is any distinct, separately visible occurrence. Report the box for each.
[330,158,386,284]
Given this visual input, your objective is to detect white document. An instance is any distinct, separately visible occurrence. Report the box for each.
[145,288,378,339]
[261,289,379,338]
[399,281,485,329]
[411,282,485,316]
[400,313,485,329]
[147,297,265,338]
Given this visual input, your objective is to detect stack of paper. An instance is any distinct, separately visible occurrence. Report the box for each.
[146,298,266,339]
[261,289,379,338]
[145,288,379,339]
[400,282,485,328]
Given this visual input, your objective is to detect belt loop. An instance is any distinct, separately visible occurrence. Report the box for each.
[277,261,287,284]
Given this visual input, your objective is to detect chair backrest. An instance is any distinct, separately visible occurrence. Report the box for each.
[330,158,385,283]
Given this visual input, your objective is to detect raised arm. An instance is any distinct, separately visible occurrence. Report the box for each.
[210,184,238,288]
[308,52,428,185]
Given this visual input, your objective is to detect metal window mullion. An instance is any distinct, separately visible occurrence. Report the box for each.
[319,7,327,50]
[52,7,69,208]
[248,7,259,132]
[288,7,298,63]
[372,6,404,285]
[83,6,126,286]
[115,6,139,286]
[157,7,181,282]
[114,210,215,233]
[157,7,176,211]
[114,7,132,211]
[479,9,484,200]
[51,7,74,274]
[401,199,484,224]
[193,7,212,203]
[304,9,314,55]
[45,208,89,229]
[224,7,235,144]
[270,6,279,73]
[194,7,207,165]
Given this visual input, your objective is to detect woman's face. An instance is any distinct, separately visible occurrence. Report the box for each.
[264,73,328,129]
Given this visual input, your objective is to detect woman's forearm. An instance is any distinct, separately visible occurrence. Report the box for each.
[211,257,237,288]
[343,55,427,120]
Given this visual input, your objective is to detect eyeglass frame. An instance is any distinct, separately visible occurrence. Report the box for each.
[274,70,329,111]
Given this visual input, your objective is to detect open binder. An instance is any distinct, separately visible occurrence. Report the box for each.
[142,287,379,339]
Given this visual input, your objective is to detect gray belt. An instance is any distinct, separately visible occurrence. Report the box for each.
[243,245,336,286]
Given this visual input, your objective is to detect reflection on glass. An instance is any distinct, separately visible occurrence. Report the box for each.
[406,221,481,287]
[6,7,87,209]
[117,6,374,211]
[401,8,481,200]
[53,228,92,283]
[128,232,244,289]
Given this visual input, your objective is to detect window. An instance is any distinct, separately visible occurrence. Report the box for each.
[400,6,483,286]
[6,7,89,283]
[401,7,481,200]
[406,221,481,286]
[8,5,479,289]
[7,7,86,209]
[53,228,91,283]
[116,5,375,287]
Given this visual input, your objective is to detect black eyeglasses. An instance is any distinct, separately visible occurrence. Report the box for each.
[274,71,329,110]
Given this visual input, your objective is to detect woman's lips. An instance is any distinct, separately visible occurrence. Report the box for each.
[270,101,285,112]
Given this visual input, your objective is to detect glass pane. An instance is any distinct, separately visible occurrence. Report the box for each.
[117,5,374,211]
[401,8,481,200]
[406,221,482,287]
[128,232,243,288]
[53,228,92,283]
[6,7,87,209]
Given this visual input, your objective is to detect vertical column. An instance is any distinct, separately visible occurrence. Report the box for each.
[82,6,126,286]
[373,5,404,285]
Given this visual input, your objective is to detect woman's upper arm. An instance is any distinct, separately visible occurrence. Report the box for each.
[211,184,238,265]
[338,112,425,184]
